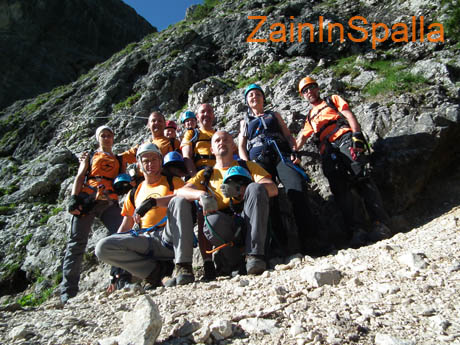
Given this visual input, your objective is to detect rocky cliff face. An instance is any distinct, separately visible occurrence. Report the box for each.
[0,0,156,109]
[0,0,459,323]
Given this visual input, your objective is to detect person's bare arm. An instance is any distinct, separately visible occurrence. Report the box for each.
[117,216,134,233]
[238,120,250,161]
[257,177,278,197]
[182,144,197,177]
[341,109,361,132]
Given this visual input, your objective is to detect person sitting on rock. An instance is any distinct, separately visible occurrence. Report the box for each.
[180,103,218,279]
[61,125,129,304]
[238,84,318,255]
[95,143,197,288]
[296,76,392,242]
[122,111,181,163]
[176,131,278,276]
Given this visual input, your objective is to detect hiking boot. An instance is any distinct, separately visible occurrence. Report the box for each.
[202,261,216,281]
[145,261,171,288]
[164,263,195,287]
[246,255,266,275]
[176,263,195,285]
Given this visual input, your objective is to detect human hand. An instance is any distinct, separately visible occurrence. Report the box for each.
[200,194,218,215]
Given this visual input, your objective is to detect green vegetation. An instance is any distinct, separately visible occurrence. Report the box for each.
[187,0,220,21]
[0,184,19,196]
[329,55,428,96]
[0,203,16,215]
[16,272,62,307]
[362,60,428,96]
[113,92,142,112]
[39,207,64,225]
[441,0,460,43]
[236,61,289,88]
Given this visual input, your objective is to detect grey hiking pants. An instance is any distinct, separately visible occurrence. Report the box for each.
[95,196,195,279]
[203,183,269,272]
[61,200,122,297]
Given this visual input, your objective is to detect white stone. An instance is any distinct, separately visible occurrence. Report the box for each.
[238,318,278,334]
[301,266,342,287]
[117,295,162,345]
[375,333,416,345]
[210,319,233,340]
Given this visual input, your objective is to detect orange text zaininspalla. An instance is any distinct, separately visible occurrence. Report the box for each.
[246,16,444,49]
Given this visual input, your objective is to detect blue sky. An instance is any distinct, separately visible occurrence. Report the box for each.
[122,0,204,31]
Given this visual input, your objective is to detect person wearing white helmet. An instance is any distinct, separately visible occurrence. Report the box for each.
[61,125,129,304]
[96,143,197,288]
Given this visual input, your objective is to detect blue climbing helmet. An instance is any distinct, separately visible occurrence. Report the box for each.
[223,165,253,185]
[113,173,132,195]
[180,110,197,124]
[163,151,187,172]
[244,84,265,103]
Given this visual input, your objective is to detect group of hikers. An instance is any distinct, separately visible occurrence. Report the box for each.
[60,78,392,304]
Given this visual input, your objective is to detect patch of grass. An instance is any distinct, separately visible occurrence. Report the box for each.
[39,207,64,225]
[236,61,289,89]
[0,184,19,196]
[441,0,460,43]
[113,92,142,112]
[22,234,33,247]
[16,272,62,307]
[23,95,49,114]
[362,60,428,96]
[0,203,16,215]
[187,0,220,21]
[330,55,360,78]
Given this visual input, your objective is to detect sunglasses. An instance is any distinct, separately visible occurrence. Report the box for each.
[301,84,318,94]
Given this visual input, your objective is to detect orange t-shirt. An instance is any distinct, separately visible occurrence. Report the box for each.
[121,137,181,164]
[121,175,184,228]
[81,151,128,200]
[301,95,352,145]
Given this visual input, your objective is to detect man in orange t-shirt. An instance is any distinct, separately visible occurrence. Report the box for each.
[96,143,196,288]
[296,77,391,240]
[121,111,181,163]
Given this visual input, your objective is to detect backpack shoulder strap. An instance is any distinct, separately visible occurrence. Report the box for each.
[324,95,346,120]
[116,154,123,174]
[202,165,214,190]
[166,174,174,192]
[236,159,250,173]
[84,150,96,180]
[129,187,136,208]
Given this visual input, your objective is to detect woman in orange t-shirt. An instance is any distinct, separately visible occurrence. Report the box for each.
[61,125,126,304]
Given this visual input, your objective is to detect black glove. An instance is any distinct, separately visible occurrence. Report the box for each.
[352,132,366,151]
[68,195,83,212]
[135,197,157,217]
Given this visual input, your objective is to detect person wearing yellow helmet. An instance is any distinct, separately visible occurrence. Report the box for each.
[296,77,391,241]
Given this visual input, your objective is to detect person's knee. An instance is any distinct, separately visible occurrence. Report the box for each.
[245,182,268,200]
[169,196,191,212]
[94,237,110,261]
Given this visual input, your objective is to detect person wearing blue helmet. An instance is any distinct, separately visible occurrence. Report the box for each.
[180,110,198,131]
[238,84,319,256]
[177,131,278,276]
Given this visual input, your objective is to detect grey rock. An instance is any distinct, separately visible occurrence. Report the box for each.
[301,266,342,287]
[238,318,278,335]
